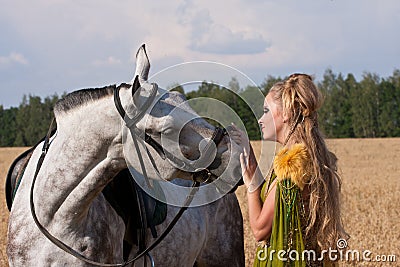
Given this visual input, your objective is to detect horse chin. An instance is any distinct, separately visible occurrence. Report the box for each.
[159,169,192,181]
[210,143,243,192]
[170,169,185,180]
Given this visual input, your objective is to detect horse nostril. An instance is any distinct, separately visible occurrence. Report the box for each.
[81,245,88,252]
[198,138,212,152]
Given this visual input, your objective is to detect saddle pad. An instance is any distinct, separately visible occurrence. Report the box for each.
[103,169,167,244]
[5,148,34,211]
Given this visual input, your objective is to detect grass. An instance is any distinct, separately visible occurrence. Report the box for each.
[1,139,399,266]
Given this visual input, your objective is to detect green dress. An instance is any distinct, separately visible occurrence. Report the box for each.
[253,144,338,267]
[253,172,307,267]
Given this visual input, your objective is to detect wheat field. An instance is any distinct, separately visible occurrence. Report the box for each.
[0,139,399,266]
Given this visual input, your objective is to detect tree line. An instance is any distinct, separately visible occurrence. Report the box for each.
[1,69,399,147]
[0,95,60,147]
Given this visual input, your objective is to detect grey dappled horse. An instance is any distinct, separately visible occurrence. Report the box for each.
[7,45,244,266]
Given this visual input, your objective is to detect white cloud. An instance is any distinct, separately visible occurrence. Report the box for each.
[0,52,29,66]
[190,24,269,55]
[177,1,269,55]
[92,56,122,67]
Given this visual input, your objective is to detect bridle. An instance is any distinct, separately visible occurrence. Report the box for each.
[114,77,227,179]
[29,79,227,266]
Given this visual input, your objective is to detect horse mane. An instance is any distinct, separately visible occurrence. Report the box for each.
[54,84,132,114]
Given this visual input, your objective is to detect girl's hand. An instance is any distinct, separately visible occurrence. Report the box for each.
[228,123,260,192]
[228,123,249,149]
[239,143,259,192]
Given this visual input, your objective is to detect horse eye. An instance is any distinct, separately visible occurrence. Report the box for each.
[161,127,173,135]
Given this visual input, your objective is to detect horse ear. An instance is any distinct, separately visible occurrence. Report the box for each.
[132,75,144,107]
[132,44,150,83]
[132,75,140,98]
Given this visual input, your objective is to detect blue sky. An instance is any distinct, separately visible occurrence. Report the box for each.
[1,0,399,108]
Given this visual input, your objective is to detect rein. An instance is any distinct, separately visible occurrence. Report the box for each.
[29,81,227,266]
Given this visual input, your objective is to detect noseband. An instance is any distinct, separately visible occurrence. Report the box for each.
[29,81,228,266]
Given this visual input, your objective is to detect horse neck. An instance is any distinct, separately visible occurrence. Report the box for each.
[36,96,125,224]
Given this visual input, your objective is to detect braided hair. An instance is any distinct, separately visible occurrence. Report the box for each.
[268,73,349,251]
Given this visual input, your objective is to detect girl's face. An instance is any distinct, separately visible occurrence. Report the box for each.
[258,92,286,143]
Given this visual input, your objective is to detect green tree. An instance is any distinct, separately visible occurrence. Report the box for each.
[377,80,398,136]
[318,69,354,138]
[340,74,357,137]
[379,69,400,136]
[0,106,18,146]
[13,94,58,146]
[237,85,264,140]
[260,75,283,95]
[352,73,380,137]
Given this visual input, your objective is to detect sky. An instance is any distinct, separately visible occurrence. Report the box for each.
[1,0,399,108]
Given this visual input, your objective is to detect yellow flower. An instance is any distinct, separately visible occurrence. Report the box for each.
[273,143,311,190]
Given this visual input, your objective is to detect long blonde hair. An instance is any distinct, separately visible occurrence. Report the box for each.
[269,73,349,250]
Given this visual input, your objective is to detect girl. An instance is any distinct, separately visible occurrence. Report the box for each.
[231,73,348,266]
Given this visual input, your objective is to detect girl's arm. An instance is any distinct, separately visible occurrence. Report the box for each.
[230,123,277,242]
[247,178,276,241]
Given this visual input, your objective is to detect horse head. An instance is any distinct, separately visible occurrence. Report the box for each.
[123,45,242,191]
